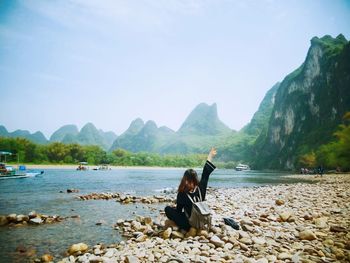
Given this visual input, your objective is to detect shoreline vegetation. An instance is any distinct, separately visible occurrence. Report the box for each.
[49,173,349,263]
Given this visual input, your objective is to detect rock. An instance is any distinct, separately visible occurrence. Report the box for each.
[126,255,140,263]
[242,224,255,232]
[67,189,79,193]
[68,243,88,255]
[197,229,209,238]
[7,213,17,222]
[240,237,252,245]
[240,219,253,226]
[323,239,334,246]
[164,219,177,229]
[144,217,152,225]
[104,249,115,258]
[266,255,277,262]
[136,234,148,242]
[314,217,328,228]
[171,231,184,239]
[185,227,197,238]
[131,220,142,230]
[41,254,53,262]
[238,230,250,239]
[29,218,43,225]
[279,211,292,222]
[224,242,233,250]
[256,258,268,263]
[0,215,9,226]
[330,225,347,233]
[16,214,29,222]
[252,236,266,245]
[116,219,124,225]
[278,252,292,260]
[303,214,313,220]
[299,230,317,240]
[28,211,37,218]
[162,227,172,239]
[275,199,285,206]
[210,235,225,247]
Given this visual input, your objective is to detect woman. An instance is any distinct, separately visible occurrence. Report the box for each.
[164,148,217,231]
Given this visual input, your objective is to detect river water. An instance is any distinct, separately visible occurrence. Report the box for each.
[0,168,304,262]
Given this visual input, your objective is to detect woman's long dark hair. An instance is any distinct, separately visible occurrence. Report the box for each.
[178,169,199,193]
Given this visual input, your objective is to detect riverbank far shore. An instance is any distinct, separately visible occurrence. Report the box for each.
[22,164,187,170]
[54,174,349,263]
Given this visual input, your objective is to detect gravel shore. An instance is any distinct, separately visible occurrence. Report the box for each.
[56,174,349,263]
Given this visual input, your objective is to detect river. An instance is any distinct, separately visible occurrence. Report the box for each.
[0,168,304,262]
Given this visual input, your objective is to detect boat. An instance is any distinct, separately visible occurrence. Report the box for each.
[0,151,43,179]
[93,164,110,171]
[0,163,43,179]
[77,162,89,171]
[235,163,250,171]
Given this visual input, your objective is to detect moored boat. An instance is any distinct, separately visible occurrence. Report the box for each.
[0,152,43,179]
[235,163,250,171]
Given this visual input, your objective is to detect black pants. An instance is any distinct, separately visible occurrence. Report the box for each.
[164,206,191,231]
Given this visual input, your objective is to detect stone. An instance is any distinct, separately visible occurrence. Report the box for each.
[279,211,292,222]
[144,217,152,225]
[135,234,147,242]
[68,243,88,255]
[314,217,328,228]
[41,254,53,262]
[238,230,250,239]
[185,227,197,238]
[104,249,115,258]
[16,214,29,222]
[171,231,184,239]
[252,236,266,245]
[197,229,209,238]
[330,225,347,233]
[278,252,292,260]
[299,230,317,241]
[162,227,172,239]
[28,211,37,218]
[164,219,177,229]
[7,213,17,222]
[0,215,9,226]
[266,255,277,262]
[256,258,268,263]
[240,237,252,245]
[210,235,225,247]
[242,224,255,232]
[67,189,79,193]
[29,218,43,225]
[275,199,285,206]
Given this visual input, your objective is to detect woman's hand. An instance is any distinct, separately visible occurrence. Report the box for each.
[207,147,217,163]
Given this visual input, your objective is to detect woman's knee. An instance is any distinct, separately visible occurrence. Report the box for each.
[165,206,172,217]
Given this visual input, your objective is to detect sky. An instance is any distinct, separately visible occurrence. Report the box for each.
[1,0,350,139]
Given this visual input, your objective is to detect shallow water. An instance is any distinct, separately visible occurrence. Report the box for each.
[0,168,304,262]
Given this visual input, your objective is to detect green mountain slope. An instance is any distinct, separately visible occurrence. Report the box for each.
[50,124,79,142]
[110,103,234,154]
[0,125,48,144]
[253,34,350,169]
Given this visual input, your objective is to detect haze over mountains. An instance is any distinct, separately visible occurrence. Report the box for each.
[1,35,349,169]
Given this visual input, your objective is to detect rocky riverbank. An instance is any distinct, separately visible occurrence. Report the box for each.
[54,174,350,263]
[0,211,66,227]
[77,192,175,204]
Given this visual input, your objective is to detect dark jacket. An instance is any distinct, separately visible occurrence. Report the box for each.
[176,160,216,216]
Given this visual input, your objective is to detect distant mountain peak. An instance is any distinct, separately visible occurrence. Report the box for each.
[178,102,231,135]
